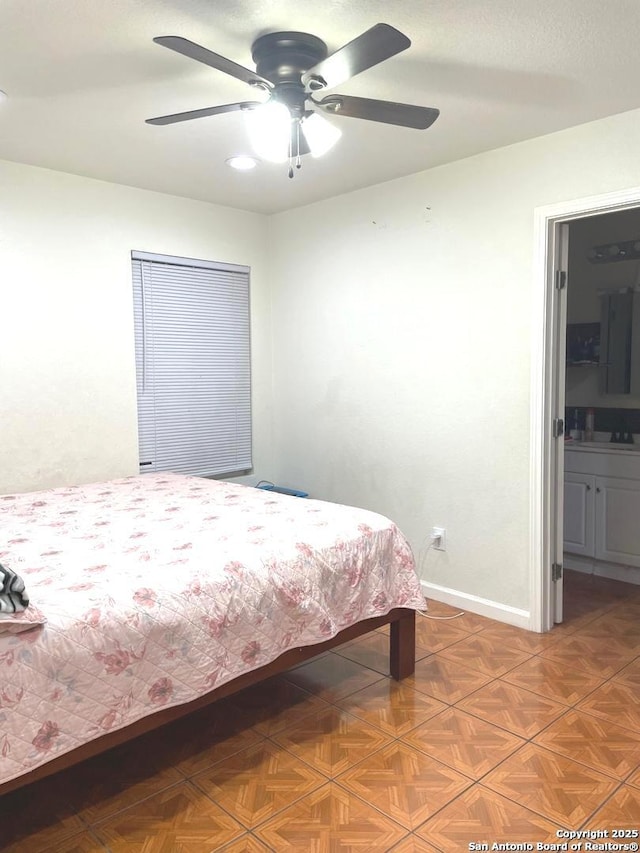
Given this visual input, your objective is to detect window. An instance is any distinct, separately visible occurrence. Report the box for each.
[132,251,251,477]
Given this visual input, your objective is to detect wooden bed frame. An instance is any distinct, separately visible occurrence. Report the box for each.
[0,607,415,796]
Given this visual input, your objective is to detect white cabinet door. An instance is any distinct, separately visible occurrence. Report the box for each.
[595,476,640,568]
[563,472,596,557]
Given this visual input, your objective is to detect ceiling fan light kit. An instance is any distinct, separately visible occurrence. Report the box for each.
[245,101,291,163]
[147,24,439,178]
[245,102,342,164]
[301,113,342,158]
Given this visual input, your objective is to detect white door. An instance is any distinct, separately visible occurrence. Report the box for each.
[563,472,596,556]
[551,222,569,623]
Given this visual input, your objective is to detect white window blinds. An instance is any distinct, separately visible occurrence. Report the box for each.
[132,251,251,478]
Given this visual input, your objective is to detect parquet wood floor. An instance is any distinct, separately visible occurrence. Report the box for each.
[334,677,448,737]
[336,741,471,828]
[481,742,618,825]
[336,631,432,674]
[532,709,640,779]
[401,707,525,778]
[501,654,605,705]
[4,569,640,852]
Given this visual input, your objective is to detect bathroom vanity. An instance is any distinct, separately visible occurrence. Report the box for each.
[564,442,640,578]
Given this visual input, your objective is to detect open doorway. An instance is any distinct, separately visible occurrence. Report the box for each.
[531,186,640,633]
[562,209,640,605]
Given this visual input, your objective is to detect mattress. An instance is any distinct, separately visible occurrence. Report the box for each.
[0,473,425,786]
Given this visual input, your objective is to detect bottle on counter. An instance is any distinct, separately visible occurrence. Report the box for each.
[570,408,582,441]
[585,408,595,442]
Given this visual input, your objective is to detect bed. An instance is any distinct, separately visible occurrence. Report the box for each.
[0,473,425,795]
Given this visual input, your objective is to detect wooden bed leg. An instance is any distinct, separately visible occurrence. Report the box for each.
[390,610,416,680]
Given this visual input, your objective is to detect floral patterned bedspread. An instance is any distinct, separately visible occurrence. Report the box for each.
[0,474,425,785]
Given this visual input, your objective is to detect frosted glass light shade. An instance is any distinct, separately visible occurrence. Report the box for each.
[245,102,291,163]
[301,112,342,157]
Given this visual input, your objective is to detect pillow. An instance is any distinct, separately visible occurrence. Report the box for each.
[0,563,46,634]
[0,605,47,635]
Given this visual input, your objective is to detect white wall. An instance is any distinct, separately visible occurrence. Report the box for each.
[0,160,272,493]
[269,107,640,614]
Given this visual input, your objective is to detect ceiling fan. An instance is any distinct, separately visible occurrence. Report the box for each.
[146,23,440,176]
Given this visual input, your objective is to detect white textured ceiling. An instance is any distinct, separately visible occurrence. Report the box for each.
[2,0,640,214]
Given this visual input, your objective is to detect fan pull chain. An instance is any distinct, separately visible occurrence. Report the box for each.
[287,120,303,178]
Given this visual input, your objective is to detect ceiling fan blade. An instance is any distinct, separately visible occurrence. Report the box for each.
[146,101,261,125]
[316,94,439,129]
[154,36,273,90]
[302,24,410,91]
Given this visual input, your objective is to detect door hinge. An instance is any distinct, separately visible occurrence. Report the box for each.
[552,562,563,582]
[555,270,567,290]
[553,417,564,438]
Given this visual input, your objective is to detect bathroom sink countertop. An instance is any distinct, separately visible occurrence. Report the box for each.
[565,440,640,454]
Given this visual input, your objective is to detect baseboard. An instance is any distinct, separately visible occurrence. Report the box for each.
[563,554,640,586]
[420,581,531,630]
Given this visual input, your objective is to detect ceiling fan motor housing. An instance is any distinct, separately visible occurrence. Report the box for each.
[251,32,329,115]
[251,32,328,82]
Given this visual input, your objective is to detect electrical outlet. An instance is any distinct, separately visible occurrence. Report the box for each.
[431,527,446,551]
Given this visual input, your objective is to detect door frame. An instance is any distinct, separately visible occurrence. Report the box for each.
[530,185,640,632]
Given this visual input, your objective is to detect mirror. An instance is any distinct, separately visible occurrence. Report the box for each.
[599,290,633,394]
